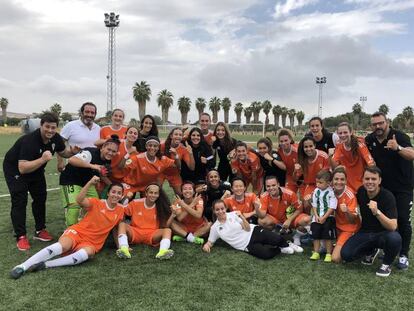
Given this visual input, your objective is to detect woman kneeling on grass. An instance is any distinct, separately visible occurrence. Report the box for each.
[202,200,295,259]
[11,176,124,279]
[170,181,211,245]
[116,183,174,260]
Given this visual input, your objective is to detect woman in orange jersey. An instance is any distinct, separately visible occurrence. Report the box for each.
[161,127,195,195]
[123,136,180,199]
[331,122,375,193]
[10,176,124,279]
[277,129,300,193]
[134,115,159,153]
[224,177,260,224]
[295,136,330,211]
[95,109,127,146]
[331,166,361,263]
[230,141,263,194]
[170,182,210,245]
[116,184,174,260]
[109,125,139,183]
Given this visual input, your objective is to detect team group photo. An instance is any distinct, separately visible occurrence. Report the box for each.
[1,1,414,310]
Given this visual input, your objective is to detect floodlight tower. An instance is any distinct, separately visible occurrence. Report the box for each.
[316,76,327,117]
[360,96,367,110]
[104,12,120,113]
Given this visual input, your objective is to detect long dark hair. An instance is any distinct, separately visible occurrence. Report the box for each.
[257,137,273,153]
[298,136,316,175]
[139,115,159,137]
[164,127,183,157]
[145,183,171,228]
[213,122,236,154]
[187,127,211,152]
[337,122,359,158]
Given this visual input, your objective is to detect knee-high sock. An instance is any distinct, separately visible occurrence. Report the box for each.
[45,249,88,268]
[118,234,129,248]
[160,239,171,251]
[21,243,63,271]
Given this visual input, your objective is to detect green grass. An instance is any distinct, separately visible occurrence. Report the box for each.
[0,133,413,311]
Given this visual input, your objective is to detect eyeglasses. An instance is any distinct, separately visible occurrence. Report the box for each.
[371,121,385,127]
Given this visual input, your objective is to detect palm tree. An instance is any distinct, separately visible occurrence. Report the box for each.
[288,109,296,130]
[195,97,206,119]
[250,101,262,123]
[0,97,9,125]
[157,89,174,124]
[272,105,282,130]
[352,103,362,129]
[234,103,243,124]
[177,96,191,125]
[133,81,151,120]
[402,106,414,130]
[262,100,272,128]
[209,97,221,123]
[281,107,288,128]
[221,97,232,123]
[50,103,62,118]
[244,106,253,124]
[296,111,305,130]
[378,104,389,116]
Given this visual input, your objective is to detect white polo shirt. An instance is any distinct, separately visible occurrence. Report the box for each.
[208,212,255,251]
[60,119,100,148]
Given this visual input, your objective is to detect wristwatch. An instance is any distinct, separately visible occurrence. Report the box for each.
[397,145,402,152]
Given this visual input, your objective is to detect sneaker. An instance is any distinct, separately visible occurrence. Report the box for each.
[396,256,409,270]
[172,235,185,242]
[27,262,46,273]
[193,237,204,245]
[10,265,25,279]
[16,235,30,251]
[116,246,131,259]
[361,248,380,265]
[376,264,391,277]
[33,229,53,242]
[310,251,320,260]
[280,246,294,255]
[156,249,174,260]
[324,254,332,263]
[288,241,303,253]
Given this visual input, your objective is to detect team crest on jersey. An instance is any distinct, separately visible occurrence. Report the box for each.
[138,211,143,216]
[126,159,132,165]
[52,143,55,151]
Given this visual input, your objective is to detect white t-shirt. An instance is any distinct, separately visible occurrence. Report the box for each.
[60,119,100,148]
[208,212,255,251]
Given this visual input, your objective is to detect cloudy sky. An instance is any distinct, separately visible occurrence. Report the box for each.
[0,0,413,123]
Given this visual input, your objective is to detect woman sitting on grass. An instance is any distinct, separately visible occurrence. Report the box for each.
[11,176,124,279]
[170,182,211,245]
[116,183,175,260]
[202,200,295,259]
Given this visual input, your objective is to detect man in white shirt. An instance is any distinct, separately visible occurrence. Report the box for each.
[57,102,101,171]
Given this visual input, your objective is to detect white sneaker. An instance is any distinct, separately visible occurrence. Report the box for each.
[288,241,303,253]
[281,246,294,254]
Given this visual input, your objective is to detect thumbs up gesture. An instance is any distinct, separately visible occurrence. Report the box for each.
[385,134,399,151]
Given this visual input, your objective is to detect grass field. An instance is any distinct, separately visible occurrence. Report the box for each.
[0,132,413,311]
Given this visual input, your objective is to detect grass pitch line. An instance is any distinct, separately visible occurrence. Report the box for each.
[0,187,60,198]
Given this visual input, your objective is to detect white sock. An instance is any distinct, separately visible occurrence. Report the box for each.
[186,233,195,243]
[118,234,129,248]
[45,249,88,268]
[160,239,171,251]
[21,243,63,271]
[293,231,305,245]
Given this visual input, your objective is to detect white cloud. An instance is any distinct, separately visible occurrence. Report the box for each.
[274,0,318,18]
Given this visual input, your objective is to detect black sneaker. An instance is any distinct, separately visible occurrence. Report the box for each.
[361,248,380,265]
[27,262,46,273]
[10,265,25,279]
[376,264,391,277]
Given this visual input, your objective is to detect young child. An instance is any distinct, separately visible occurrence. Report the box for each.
[310,170,337,262]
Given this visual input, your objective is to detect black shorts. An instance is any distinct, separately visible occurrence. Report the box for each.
[311,217,336,240]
